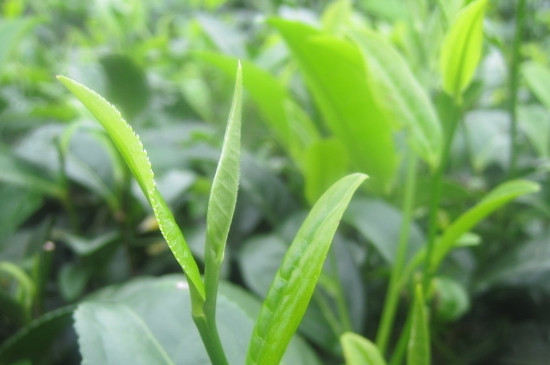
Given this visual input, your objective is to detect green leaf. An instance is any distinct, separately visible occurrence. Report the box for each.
[75,275,319,365]
[198,53,319,165]
[433,276,470,322]
[0,147,63,198]
[475,231,550,293]
[432,179,539,269]
[75,302,175,365]
[57,76,205,298]
[270,18,397,191]
[523,61,550,110]
[303,138,349,205]
[321,0,352,35]
[0,18,36,73]
[246,173,367,365]
[100,54,150,120]
[349,29,443,169]
[439,0,487,101]
[341,332,387,365]
[407,285,430,365]
[0,185,43,240]
[0,306,74,364]
[519,105,550,158]
[206,62,242,261]
[344,198,425,265]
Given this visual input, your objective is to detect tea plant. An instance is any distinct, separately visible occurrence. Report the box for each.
[1,0,549,364]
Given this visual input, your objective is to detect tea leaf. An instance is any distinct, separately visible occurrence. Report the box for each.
[199,53,319,165]
[303,138,349,204]
[75,302,175,365]
[432,179,539,269]
[206,62,242,261]
[246,173,367,365]
[341,332,387,365]
[349,29,442,169]
[57,76,205,299]
[74,276,320,365]
[440,0,487,101]
[408,285,430,365]
[523,61,550,110]
[270,18,396,191]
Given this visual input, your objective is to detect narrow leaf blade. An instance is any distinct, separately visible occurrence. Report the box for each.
[246,173,367,365]
[349,29,442,169]
[341,332,387,365]
[206,62,242,259]
[432,179,539,269]
[57,76,204,298]
[439,0,487,100]
[407,285,430,365]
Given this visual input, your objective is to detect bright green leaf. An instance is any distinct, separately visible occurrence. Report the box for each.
[303,138,349,205]
[349,29,442,169]
[439,0,487,101]
[57,76,205,299]
[206,62,242,261]
[246,173,367,365]
[407,285,430,365]
[270,18,396,191]
[341,332,387,365]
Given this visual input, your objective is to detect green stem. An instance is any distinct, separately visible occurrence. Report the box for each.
[196,247,229,365]
[422,103,462,293]
[55,138,79,233]
[388,306,413,365]
[376,152,418,355]
[508,0,527,177]
[329,248,353,332]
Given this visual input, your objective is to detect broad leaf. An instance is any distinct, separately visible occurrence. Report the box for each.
[523,61,550,110]
[440,0,487,101]
[57,76,204,298]
[270,18,396,191]
[74,276,320,365]
[247,173,367,365]
[349,28,442,169]
[344,198,425,265]
[76,302,175,365]
[0,306,74,364]
[407,285,430,365]
[341,332,387,365]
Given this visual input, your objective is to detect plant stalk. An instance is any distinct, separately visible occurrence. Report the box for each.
[195,247,229,365]
[376,152,418,355]
[191,274,229,365]
[508,0,527,177]
[421,102,462,293]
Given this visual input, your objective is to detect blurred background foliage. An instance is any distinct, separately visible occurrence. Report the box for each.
[0,0,549,364]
